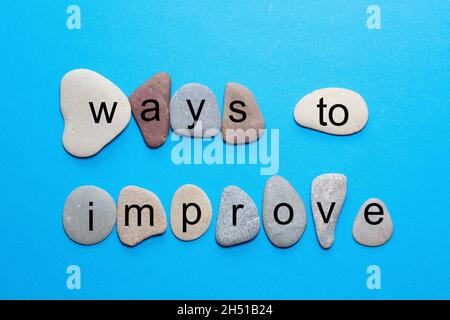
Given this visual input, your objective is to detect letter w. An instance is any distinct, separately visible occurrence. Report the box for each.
[89,102,117,123]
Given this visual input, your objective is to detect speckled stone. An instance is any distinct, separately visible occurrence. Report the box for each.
[63,186,116,245]
[61,69,131,157]
[222,82,265,144]
[170,184,212,241]
[170,83,221,137]
[294,88,368,135]
[263,176,306,248]
[129,72,171,148]
[216,186,260,247]
[353,198,393,247]
[311,173,347,249]
[117,186,167,247]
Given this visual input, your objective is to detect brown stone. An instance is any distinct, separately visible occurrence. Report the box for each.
[222,82,265,144]
[129,72,171,148]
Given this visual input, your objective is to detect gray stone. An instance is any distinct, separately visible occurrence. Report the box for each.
[311,173,347,249]
[353,198,393,247]
[63,186,116,245]
[170,83,221,137]
[216,186,260,247]
[263,176,306,248]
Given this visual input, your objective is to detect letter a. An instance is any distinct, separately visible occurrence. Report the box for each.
[66,265,81,290]
[366,265,381,290]
[66,5,81,30]
[366,5,381,30]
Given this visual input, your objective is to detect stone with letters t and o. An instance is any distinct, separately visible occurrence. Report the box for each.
[294,88,368,135]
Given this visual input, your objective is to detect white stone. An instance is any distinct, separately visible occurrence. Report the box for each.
[294,88,368,135]
[61,68,131,157]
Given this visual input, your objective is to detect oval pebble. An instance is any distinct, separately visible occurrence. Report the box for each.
[170,83,221,138]
[294,88,368,135]
[263,176,306,248]
[63,186,116,245]
[352,198,393,247]
[170,184,212,241]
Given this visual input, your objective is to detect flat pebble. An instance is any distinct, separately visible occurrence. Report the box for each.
[216,186,260,247]
[352,198,393,247]
[222,82,265,144]
[263,176,306,248]
[311,173,347,249]
[170,83,221,137]
[63,186,116,245]
[61,69,131,157]
[170,184,212,241]
[117,186,167,246]
[294,88,368,135]
[129,72,171,148]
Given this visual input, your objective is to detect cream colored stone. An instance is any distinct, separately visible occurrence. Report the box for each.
[170,184,212,241]
[61,68,131,157]
[294,88,368,135]
[117,186,167,246]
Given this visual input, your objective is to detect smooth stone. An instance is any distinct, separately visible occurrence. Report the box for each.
[222,82,265,144]
[60,69,131,157]
[263,176,306,248]
[63,186,116,245]
[170,83,221,138]
[352,198,393,247]
[216,186,260,247]
[129,72,171,148]
[170,184,212,241]
[311,173,347,249]
[294,88,368,135]
[117,186,167,247]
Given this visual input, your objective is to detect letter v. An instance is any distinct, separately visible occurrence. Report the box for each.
[316,202,336,223]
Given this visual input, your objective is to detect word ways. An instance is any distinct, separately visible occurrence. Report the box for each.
[61,69,266,157]
[294,88,369,135]
[62,174,393,248]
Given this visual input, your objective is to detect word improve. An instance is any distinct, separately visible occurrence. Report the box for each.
[62,174,394,249]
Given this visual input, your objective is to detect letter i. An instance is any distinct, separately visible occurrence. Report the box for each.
[89,202,94,231]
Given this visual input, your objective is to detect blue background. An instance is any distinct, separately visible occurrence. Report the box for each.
[0,1,449,299]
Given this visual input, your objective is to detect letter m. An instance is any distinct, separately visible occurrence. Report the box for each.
[125,204,154,227]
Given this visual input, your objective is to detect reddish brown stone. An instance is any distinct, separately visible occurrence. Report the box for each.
[129,72,171,148]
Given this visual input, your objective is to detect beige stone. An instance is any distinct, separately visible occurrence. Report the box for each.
[294,88,368,135]
[170,184,212,241]
[61,68,131,157]
[117,186,167,246]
